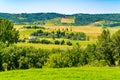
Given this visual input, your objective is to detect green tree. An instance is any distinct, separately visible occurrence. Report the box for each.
[0,19,19,45]
[96,29,115,66]
[61,40,65,45]
[84,44,97,65]
[0,42,6,70]
[112,30,120,65]
[66,41,72,46]
[54,40,60,45]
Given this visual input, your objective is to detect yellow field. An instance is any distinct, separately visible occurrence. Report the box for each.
[61,17,75,23]
[14,25,23,30]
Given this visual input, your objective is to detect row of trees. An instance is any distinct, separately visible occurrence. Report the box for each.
[29,39,72,46]
[23,25,45,29]
[31,29,87,40]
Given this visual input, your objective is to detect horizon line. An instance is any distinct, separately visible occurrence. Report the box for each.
[0,12,120,15]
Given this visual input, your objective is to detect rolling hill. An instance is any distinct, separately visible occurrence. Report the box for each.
[0,13,120,27]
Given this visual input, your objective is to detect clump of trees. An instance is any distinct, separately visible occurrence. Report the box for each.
[0,45,50,71]
[23,25,45,29]
[31,29,86,40]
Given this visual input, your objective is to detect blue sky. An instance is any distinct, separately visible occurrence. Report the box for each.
[0,0,120,14]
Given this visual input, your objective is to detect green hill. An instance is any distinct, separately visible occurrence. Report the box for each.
[0,13,120,26]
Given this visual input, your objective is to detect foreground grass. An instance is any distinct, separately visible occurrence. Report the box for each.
[0,67,120,80]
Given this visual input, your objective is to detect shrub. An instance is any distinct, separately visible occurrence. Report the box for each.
[54,40,60,45]
[45,53,71,68]
[61,40,65,45]
[41,39,51,44]
[29,40,40,43]
[2,63,8,71]
[66,41,72,46]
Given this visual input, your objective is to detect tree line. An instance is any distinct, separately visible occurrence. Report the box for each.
[28,39,72,46]
[0,13,120,26]
[31,29,87,40]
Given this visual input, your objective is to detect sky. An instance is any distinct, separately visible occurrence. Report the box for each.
[0,0,120,14]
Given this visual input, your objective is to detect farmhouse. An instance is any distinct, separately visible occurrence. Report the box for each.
[28,36,36,40]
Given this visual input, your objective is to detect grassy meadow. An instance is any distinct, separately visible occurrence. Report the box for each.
[0,67,120,80]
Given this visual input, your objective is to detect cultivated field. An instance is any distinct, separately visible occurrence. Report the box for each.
[0,67,120,80]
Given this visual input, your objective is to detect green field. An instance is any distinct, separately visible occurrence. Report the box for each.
[16,41,95,49]
[16,43,73,49]
[0,67,120,80]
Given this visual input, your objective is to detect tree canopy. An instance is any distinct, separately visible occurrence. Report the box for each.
[0,19,19,45]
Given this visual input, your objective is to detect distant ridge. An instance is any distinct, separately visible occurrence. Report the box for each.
[0,13,120,26]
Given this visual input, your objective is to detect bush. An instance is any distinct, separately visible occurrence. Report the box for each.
[45,53,72,68]
[66,41,72,46]
[29,40,41,43]
[41,39,51,44]
[2,63,8,71]
[61,40,65,45]
[46,47,85,68]
[1,46,50,70]
[88,60,108,67]
[54,40,60,45]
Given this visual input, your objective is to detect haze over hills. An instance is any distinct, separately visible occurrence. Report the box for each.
[0,12,120,27]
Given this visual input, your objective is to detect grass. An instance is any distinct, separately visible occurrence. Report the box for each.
[14,25,23,30]
[0,67,120,80]
[19,29,39,39]
[16,43,73,50]
[16,40,95,50]
[14,25,40,39]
